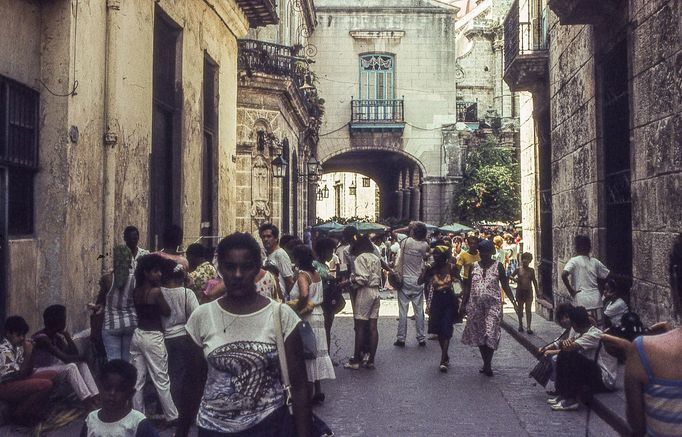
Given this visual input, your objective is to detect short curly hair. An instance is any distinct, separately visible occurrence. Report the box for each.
[216,232,262,267]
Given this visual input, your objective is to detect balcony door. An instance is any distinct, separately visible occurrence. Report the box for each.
[359,54,395,120]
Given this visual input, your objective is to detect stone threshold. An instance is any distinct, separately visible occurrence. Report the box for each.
[501,309,631,436]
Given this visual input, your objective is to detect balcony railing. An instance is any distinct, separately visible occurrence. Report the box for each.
[238,39,296,78]
[503,0,549,92]
[238,39,320,119]
[456,101,478,122]
[350,99,405,127]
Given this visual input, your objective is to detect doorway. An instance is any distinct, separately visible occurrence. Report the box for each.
[150,9,182,249]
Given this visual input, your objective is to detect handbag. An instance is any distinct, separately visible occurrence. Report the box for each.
[322,280,346,315]
[529,356,553,386]
[273,304,334,437]
[529,328,570,386]
[298,321,318,360]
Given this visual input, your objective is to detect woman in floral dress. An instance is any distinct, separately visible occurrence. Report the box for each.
[460,239,516,376]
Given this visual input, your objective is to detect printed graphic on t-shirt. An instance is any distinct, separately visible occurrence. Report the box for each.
[199,340,284,432]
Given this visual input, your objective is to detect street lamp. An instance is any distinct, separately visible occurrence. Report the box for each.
[271,154,288,179]
[306,156,322,182]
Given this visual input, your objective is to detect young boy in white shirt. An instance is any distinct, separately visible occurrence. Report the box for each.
[81,360,159,437]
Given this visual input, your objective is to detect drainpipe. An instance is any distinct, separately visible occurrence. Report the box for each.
[102,0,121,273]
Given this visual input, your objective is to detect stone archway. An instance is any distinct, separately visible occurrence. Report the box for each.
[321,149,425,220]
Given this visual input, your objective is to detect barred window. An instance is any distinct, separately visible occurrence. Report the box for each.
[0,76,39,236]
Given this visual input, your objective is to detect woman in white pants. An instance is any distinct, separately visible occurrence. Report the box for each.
[130,254,178,423]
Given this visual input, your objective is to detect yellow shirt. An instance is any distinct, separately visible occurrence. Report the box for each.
[456,251,481,279]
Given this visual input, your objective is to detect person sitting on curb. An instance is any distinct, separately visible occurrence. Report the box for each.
[32,305,99,406]
[0,316,58,427]
[548,306,617,411]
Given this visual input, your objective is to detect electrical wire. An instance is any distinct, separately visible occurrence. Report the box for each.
[40,0,79,97]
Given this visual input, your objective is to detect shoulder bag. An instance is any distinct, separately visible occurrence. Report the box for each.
[273,304,334,437]
[529,328,570,386]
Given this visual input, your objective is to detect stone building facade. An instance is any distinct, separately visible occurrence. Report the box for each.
[0,0,276,332]
[235,0,322,236]
[310,0,462,224]
[316,172,380,221]
[506,0,682,324]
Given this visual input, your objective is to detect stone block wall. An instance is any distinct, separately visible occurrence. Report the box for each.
[547,13,602,304]
[530,2,682,324]
[518,91,537,261]
[629,0,682,324]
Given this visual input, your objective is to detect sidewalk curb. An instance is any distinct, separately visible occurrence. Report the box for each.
[501,317,631,436]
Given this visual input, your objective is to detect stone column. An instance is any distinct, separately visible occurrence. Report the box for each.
[402,189,412,221]
[394,190,403,219]
[410,186,420,221]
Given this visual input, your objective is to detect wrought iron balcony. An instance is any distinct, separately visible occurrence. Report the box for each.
[503,0,549,93]
[238,39,321,120]
[456,101,478,122]
[235,0,278,28]
[238,39,296,78]
[350,99,405,130]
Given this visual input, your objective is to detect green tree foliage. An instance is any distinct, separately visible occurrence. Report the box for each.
[454,137,521,224]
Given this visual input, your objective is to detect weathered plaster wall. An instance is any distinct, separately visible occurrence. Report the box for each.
[629,0,682,323]
[1,0,247,332]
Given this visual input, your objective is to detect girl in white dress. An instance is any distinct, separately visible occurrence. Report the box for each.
[290,244,336,404]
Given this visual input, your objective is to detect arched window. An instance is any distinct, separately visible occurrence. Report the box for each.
[359,54,395,100]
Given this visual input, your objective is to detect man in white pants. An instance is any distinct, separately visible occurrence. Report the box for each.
[32,305,99,402]
[394,222,430,347]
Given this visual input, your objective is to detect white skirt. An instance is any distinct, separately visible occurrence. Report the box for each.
[303,309,336,382]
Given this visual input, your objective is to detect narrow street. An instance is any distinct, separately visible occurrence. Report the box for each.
[314,294,618,437]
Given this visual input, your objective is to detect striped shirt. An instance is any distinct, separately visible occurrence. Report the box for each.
[104,249,148,330]
[634,336,682,436]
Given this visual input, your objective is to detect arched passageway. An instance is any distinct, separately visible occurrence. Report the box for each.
[321,149,424,220]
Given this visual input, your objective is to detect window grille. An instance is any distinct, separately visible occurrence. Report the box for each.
[0,76,39,236]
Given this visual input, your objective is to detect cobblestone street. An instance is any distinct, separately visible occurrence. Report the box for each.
[314,293,618,437]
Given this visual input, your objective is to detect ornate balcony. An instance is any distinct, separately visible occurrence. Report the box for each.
[503,0,549,93]
[547,0,620,25]
[350,99,405,131]
[238,39,321,121]
[238,39,296,77]
[235,0,278,28]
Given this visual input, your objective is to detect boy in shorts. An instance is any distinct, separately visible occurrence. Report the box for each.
[511,252,539,334]
[81,359,159,437]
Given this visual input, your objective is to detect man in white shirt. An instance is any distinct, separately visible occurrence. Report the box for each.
[561,235,610,311]
[394,222,430,347]
[258,223,295,300]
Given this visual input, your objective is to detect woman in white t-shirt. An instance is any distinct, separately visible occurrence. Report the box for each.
[561,235,611,313]
[177,233,312,437]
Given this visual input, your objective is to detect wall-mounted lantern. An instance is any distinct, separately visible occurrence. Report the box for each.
[349,180,357,196]
[271,154,288,178]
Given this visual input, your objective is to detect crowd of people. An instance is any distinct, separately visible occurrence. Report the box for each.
[0,221,680,436]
